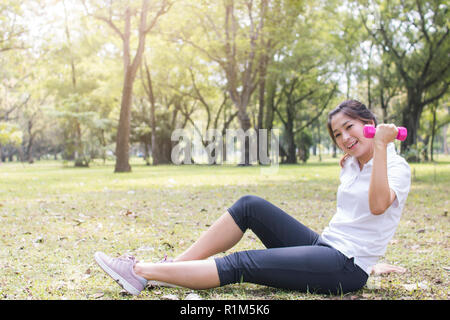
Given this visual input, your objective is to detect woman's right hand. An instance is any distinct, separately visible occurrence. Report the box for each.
[373,123,399,146]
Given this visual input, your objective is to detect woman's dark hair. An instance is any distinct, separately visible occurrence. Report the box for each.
[327,100,378,146]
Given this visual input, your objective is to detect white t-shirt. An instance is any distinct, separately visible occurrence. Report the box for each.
[321,143,411,275]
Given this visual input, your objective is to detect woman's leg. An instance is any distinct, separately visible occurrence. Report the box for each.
[174,195,320,263]
[134,260,220,290]
[132,195,324,290]
[98,195,360,294]
[134,242,368,294]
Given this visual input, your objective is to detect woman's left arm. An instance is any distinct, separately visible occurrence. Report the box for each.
[369,124,398,215]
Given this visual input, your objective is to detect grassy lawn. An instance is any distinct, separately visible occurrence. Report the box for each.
[0,155,449,300]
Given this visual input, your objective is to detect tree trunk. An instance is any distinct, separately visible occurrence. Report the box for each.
[443,107,449,155]
[74,121,85,166]
[143,59,159,165]
[317,120,322,162]
[401,90,423,155]
[26,119,34,163]
[115,69,134,172]
[100,129,106,164]
[114,2,151,172]
[256,55,267,164]
[285,104,296,164]
[237,109,252,165]
[264,74,276,131]
[430,104,437,161]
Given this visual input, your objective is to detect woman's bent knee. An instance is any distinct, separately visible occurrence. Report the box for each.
[227,195,265,232]
[236,195,266,211]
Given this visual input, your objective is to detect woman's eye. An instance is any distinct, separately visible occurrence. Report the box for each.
[335,133,341,138]
[347,124,353,130]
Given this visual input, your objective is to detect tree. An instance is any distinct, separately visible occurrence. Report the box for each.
[359,0,449,154]
[0,0,27,53]
[267,0,338,163]
[37,1,119,165]
[419,91,449,161]
[173,0,270,164]
[83,0,171,172]
[373,50,403,123]
[331,1,367,100]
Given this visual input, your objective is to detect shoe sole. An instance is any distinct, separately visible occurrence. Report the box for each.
[94,252,141,295]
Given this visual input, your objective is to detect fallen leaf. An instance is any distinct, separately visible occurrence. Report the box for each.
[33,236,44,243]
[162,242,173,249]
[418,281,429,290]
[402,284,417,292]
[185,293,202,300]
[161,294,179,300]
[73,219,85,226]
[92,292,104,299]
[366,276,381,290]
[124,210,138,218]
[402,281,428,292]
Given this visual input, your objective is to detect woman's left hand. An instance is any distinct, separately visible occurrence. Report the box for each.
[373,124,398,146]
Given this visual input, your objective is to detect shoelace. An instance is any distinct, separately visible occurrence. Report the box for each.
[118,254,137,263]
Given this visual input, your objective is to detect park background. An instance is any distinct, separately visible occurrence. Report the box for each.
[0,0,448,300]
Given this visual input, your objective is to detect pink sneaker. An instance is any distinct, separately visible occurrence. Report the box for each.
[94,252,148,295]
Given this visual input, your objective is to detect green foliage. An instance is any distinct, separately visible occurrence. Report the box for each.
[0,122,22,146]
[0,0,447,165]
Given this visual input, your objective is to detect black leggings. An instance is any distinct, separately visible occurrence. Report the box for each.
[213,195,368,295]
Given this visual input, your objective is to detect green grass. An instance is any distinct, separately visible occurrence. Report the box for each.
[0,155,449,300]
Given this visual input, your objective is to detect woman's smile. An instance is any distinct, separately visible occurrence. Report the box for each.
[346,140,358,150]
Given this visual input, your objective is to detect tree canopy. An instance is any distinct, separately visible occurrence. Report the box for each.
[0,0,448,167]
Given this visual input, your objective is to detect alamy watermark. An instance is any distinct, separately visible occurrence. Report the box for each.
[170,122,280,174]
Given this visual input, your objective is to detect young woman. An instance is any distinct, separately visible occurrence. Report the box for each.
[94,100,411,296]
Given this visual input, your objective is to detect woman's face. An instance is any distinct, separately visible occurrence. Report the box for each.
[330,112,374,163]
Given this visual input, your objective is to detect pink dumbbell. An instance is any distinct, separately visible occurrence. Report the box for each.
[363,125,407,141]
